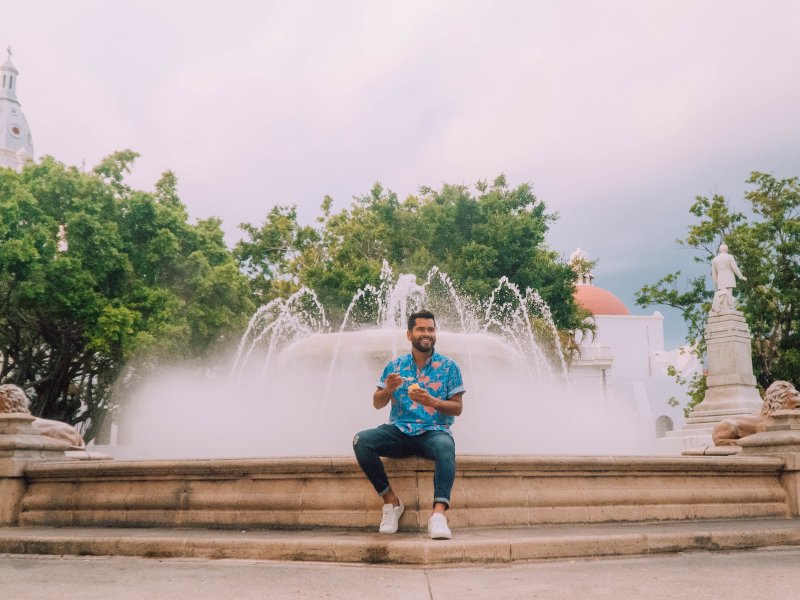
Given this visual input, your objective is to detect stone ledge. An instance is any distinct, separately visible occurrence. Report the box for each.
[0,434,72,451]
[22,454,786,480]
[2,519,800,565]
[682,446,742,456]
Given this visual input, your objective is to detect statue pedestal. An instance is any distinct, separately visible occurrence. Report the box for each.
[739,410,800,516]
[686,309,761,425]
[667,309,761,453]
[0,414,70,525]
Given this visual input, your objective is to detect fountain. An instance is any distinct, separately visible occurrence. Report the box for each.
[2,263,798,563]
[117,263,651,458]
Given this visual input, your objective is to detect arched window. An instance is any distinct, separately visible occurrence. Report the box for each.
[655,415,674,438]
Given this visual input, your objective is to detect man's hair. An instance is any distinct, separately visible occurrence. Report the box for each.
[408,310,436,331]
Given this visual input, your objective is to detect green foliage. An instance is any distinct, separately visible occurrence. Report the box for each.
[0,161,588,436]
[666,364,708,417]
[236,205,320,300]
[637,172,800,390]
[0,155,253,439]
[636,272,710,351]
[237,174,586,337]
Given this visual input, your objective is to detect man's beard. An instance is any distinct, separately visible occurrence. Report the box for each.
[411,337,435,353]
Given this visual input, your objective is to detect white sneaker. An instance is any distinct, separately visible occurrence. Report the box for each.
[379,501,404,534]
[428,513,452,540]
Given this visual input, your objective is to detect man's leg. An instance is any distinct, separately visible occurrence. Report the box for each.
[353,424,414,496]
[353,424,416,533]
[414,430,456,539]
[415,430,456,513]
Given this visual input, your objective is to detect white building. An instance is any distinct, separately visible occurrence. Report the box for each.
[568,248,700,441]
[0,46,38,381]
[0,47,34,171]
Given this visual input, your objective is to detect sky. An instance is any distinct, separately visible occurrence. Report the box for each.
[3,0,800,347]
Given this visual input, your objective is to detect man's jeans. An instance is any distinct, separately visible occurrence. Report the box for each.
[353,424,456,508]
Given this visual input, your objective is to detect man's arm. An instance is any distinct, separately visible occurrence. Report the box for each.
[373,372,402,409]
[373,386,393,409]
[438,392,463,416]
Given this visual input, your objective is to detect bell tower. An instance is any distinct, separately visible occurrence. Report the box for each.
[0,46,35,170]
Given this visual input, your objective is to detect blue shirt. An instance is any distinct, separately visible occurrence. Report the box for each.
[377,351,465,436]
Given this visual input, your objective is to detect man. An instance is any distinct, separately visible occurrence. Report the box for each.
[353,310,465,540]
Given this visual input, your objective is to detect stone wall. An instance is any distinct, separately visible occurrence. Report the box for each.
[18,455,788,531]
[0,414,71,525]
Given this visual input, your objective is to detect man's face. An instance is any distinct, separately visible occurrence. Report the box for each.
[408,318,436,353]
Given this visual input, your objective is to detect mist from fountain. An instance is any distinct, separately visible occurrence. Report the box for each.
[117,264,654,459]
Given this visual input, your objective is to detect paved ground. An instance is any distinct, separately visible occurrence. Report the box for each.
[4,547,800,600]
[5,518,800,564]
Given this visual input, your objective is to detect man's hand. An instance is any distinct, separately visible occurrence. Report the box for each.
[385,372,403,392]
[410,387,464,417]
[373,372,403,409]
[409,385,437,411]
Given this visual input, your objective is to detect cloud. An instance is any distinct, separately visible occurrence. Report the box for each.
[3,0,799,347]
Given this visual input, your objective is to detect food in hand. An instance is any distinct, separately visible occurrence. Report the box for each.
[408,383,421,393]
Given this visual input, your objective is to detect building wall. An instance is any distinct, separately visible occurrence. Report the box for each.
[591,314,666,380]
[572,311,701,443]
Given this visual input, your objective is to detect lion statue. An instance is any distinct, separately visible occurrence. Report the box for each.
[0,383,86,449]
[712,380,800,446]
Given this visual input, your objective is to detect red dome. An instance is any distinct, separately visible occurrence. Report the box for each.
[574,285,630,315]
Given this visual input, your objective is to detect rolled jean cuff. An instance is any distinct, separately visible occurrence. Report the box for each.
[433,497,450,508]
[378,485,391,497]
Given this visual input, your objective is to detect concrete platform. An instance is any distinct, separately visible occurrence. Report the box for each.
[5,547,800,600]
[3,518,800,565]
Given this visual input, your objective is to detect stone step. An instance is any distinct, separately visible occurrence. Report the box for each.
[2,519,800,565]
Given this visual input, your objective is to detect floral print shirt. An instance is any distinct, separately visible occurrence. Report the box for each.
[377,351,465,436]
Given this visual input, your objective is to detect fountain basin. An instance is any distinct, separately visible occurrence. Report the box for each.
[280,329,528,374]
[18,454,788,531]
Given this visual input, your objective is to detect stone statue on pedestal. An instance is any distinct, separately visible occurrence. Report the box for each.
[680,243,762,437]
[711,244,746,313]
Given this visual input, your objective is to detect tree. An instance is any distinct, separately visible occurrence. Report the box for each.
[0,153,253,440]
[237,175,587,340]
[235,204,320,300]
[636,172,800,393]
